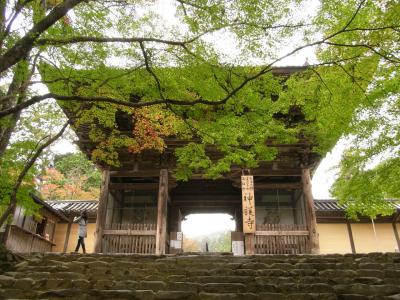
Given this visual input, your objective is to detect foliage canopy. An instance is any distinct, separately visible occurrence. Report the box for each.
[0,0,399,222]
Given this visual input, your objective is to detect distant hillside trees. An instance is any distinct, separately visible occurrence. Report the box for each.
[38,152,101,200]
[183,231,231,253]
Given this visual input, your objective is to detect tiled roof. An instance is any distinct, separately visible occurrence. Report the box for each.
[31,194,69,222]
[314,199,346,211]
[46,199,400,216]
[315,199,400,212]
[46,200,98,217]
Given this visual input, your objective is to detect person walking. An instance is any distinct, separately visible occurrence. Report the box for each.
[74,211,88,254]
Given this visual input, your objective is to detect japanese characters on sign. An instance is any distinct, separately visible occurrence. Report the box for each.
[241,175,256,233]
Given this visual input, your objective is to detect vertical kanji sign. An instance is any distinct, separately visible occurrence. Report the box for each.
[241,175,256,233]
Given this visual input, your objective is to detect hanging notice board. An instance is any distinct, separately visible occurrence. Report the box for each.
[241,175,256,233]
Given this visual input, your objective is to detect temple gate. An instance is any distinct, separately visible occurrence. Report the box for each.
[52,66,322,255]
[91,141,320,255]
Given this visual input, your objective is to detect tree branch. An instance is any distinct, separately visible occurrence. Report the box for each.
[0,122,69,228]
[139,42,165,99]
[342,0,367,31]
[0,0,85,74]
[0,92,226,119]
[35,22,308,47]
[36,36,187,47]
[0,0,34,46]
[324,41,400,63]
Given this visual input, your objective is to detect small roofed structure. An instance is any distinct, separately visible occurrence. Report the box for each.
[47,200,98,219]
[1,194,68,253]
[45,200,98,253]
[316,199,400,254]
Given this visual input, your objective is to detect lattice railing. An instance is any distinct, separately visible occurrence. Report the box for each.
[255,223,310,254]
[102,223,156,254]
[7,225,54,253]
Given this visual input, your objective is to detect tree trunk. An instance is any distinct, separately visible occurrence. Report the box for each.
[94,168,110,253]
[0,0,85,74]
[0,0,6,51]
[0,58,30,157]
[0,122,68,228]
[156,169,168,255]
[301,168,320,254]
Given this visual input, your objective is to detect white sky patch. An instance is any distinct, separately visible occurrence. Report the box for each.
[312,139,350,198]
[50,139,78,154]
[182,213,236,238]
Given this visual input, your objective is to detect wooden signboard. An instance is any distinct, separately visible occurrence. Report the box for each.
[241,175,256,233]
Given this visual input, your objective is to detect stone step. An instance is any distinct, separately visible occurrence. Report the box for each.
[1,253,400,299]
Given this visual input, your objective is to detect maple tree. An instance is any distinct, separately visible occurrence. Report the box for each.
[38,152,101,200]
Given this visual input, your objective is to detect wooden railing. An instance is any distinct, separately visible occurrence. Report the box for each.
[102,223,156,254]
[6,225,54,253]
[255,224,310,254]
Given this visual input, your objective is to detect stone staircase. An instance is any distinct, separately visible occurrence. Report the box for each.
[1,252,400,299]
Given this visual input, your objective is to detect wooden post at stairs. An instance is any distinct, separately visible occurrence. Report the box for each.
[63,216,73,253]
[244,233,255,255]
[156,169,168,255]
[94,168,110,253]
[301,168,320,254]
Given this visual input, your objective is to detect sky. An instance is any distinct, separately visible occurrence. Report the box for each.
[182,213,236,238]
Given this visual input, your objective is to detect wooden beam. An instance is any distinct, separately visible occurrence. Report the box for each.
[94,168,110,253]
[172,199,241,204]
[229,168,303,177]
[109,182,177,190]
[233,182,302,189]
[103,230,156,236]
[302,168,320,254]
[63,216,73,253]
[109,183,159,190]
[346,220,356,254]
[393,211,400,223]
[110,170,160,177]
[255,230,309,236]
[392,222,400,252]
[110,168,303,178]
[155,169,168,255]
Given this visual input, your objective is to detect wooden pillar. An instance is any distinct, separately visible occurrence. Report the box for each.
[346,220,356,254]
[301,168,320,254]
[63,216,73,253]
[156,169,168,255]
[392,221,400,252]
[94,168,110,253]
[169,207,181,233]
[245,233,255,255]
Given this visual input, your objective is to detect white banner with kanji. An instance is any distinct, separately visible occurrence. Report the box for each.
[241,175,256,233]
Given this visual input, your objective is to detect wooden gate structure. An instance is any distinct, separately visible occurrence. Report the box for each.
[90,163,319,255]
[56,66,322,255]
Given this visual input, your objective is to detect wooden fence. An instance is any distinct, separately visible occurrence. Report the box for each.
[6,225,54,253]
[102,223,156,254]
[255,224,310,254]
